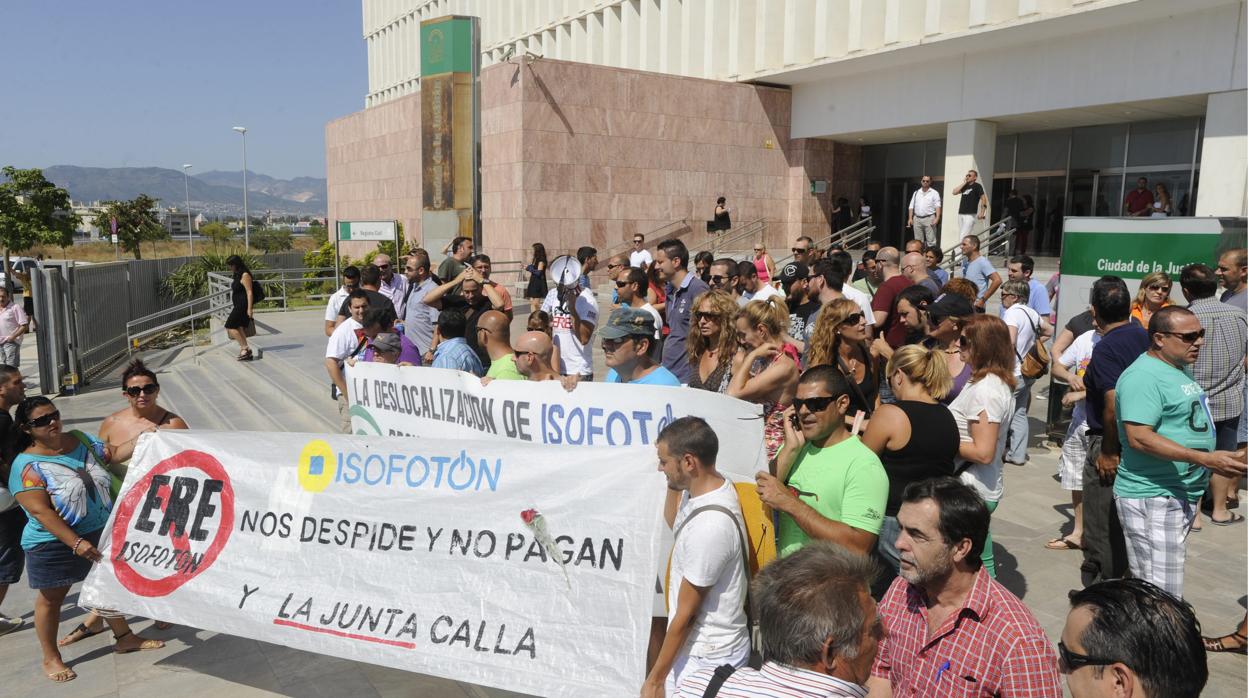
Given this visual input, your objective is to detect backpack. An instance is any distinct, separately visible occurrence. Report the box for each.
[664,481,775,667]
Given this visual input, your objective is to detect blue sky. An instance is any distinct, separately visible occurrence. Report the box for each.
[0,2,365,179]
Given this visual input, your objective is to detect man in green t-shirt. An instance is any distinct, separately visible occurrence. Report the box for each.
[1114,306,1244,598]
[756,365,888,558]
[476,310,525,382]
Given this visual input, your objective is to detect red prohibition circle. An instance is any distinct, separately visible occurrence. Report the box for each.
[110,449,235,597]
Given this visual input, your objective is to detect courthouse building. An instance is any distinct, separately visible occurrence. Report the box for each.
[327,0,1247,260]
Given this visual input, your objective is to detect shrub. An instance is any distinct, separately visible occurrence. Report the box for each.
[161,252,267,302]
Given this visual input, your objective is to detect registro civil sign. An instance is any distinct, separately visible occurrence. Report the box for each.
[82,431,665,697]
[337,220,398,242]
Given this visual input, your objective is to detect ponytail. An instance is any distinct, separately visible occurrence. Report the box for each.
[738,297,789,339]
[886,345,953,399]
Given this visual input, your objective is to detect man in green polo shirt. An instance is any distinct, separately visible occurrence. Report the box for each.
[755,365,888,558]
[476,310,525,382]
[1114,306,1243,599]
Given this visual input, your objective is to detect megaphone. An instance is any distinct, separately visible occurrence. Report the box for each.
[547,255,583,312]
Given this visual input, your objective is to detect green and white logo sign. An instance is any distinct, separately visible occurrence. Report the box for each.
[337,220,397,242]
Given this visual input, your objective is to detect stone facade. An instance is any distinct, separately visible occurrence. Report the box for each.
[327,57,862,263]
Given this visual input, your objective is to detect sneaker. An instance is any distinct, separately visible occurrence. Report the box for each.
[0,615,23,637]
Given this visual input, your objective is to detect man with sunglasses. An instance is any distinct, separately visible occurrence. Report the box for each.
[657,240,709,385]
[1112,305,1243,598]
[372,254,407,312]
[1061,579,1206,697]
[629,234,652,271]
[600,308,679,386]
[616,268,662,344]
[335,264,396,326]
[400,250,438,356]
[707,258,743,305]
[755,366,887,559]
[791,236,814,266]
[907,176,941,248]
[605,253,631,306]
[512,331,560,382]
[323,265,360,337]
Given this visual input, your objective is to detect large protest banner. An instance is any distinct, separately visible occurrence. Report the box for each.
[345,362,769,477]
[82,430,665,697]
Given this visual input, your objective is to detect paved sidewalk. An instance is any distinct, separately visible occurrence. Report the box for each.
[0,309,1243,696]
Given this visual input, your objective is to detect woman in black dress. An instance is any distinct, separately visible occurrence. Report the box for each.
[712,196,731,232]
[524,243,548,314]
[224,255,255,361]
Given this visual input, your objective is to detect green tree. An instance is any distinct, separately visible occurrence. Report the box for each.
[307,223,328,245]
[0,166,77,283]
[97,194,167,259]
[200,221,234,250]
[252,227,293,253]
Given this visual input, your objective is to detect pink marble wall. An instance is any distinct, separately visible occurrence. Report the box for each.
[325,58,863,264]
[325,92,424,258]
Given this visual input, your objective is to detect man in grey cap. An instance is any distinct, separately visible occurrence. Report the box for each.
[367,333,404,365]
[601,307,682,386]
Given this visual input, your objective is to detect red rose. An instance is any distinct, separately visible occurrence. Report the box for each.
[520,509,537,524]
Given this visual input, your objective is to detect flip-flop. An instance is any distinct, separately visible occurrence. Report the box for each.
[45,667,77,683]
[153,620,173,630]
[1045,537,1082,550]
[1203,631,1248,654]
[1210,512,1245,526]
[112,630,166,654]
[57,622,104,647]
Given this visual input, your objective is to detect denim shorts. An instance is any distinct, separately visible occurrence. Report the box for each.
[25,528,102,590]
[0,507,27,585]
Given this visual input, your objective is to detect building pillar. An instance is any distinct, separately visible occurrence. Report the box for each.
[940,119,996,251]
[1195,90,1248,217]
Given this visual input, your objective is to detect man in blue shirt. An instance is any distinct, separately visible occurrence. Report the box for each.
[656,239,709,384]
[959,235,1001,312]
[1080,276,1149,588]
[602,307,681,386]
[431,309,484,376]
[1006,254,1052,318]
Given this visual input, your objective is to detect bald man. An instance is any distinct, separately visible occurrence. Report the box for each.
[902,251,940,294]
[513,331,560,382]
[373,253,408,311]
[477,310,524,381]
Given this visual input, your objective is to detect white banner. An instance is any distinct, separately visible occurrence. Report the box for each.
[345,363,768,478]
[82,430,665,697]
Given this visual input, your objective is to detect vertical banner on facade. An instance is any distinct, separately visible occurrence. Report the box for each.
[1055,217,1243,328]
[420,15,479,255]
[81,430,665,697]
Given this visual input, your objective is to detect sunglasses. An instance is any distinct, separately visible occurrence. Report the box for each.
[792,395,840,413]
[708,275,732,284]
[839,312,864,326]
[792,248,809,254]
[633,239,643,244]
[615,280,631,288]
[376,263,390,270]
[1147,284,1172,293]
[1057,641,1116,673]
[124,384,159,397]
[694,311,720,322]
[28,410,61,428]
[606,262,624,268]
[1159,328,1205,343]
[601,338,633,351]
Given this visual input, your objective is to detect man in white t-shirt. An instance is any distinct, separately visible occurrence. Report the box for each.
[999,279,1052,466]
[322,266,360,337]
[325,290,370,434]
[644,416,749,698]
[737,260,780,304]
[540,283,598,382]
[616,267,662,342]
[630,233,654,270]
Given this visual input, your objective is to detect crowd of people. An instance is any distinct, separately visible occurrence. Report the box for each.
[307,219,1247,696]
[0,212,1243,695]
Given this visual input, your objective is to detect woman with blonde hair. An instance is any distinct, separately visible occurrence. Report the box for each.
[686,290,738,393]
[1151,183,1172,217]
[862,345,960,588]
[948,314,1018,577]
[751,242,776,285]
[806,298,881,423]
[727,297,799,460]
[1130,270,1173,327]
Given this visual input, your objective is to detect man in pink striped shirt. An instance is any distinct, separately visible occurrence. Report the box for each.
[676,542,880,698]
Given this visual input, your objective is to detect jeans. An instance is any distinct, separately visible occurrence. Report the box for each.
[1080,434,1128,587]
[873,515,901,598]
[1005,376,1036,464]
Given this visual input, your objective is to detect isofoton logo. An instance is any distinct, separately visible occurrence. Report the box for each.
[297,439,336,493]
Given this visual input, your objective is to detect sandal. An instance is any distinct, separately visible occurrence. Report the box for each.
[1045,537,1082,551]
[1203,631,1248,654]
[237,349,254,362]
[45,667,77,683]
[153,620,173,630]
[58,622,104,647]
[112,630,166,654]
[1210,512,1245,526]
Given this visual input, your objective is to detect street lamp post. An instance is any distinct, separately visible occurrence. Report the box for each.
[232,126,249,250]
[182,164,194,256]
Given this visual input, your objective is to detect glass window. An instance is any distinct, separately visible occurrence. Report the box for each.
[1015,130,1070,172]
[885,141,925,179]
[864,145,887,180]
[995,135,1016,174]
[923,139,945,175]
[1127,118,1199,167]
[1071,124,1128,170]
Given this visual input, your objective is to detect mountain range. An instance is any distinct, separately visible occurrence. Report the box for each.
[40,166,327,217]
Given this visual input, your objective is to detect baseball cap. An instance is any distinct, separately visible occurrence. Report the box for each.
[372,333,402,354]
[598,307,657,340]
[777,261,809,286]
[928,293,974,320]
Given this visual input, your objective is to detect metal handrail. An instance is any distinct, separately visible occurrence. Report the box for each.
[773,217,875,267]
[839,223,875,250]
[597,218,690,261]
[698,217,767,257]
